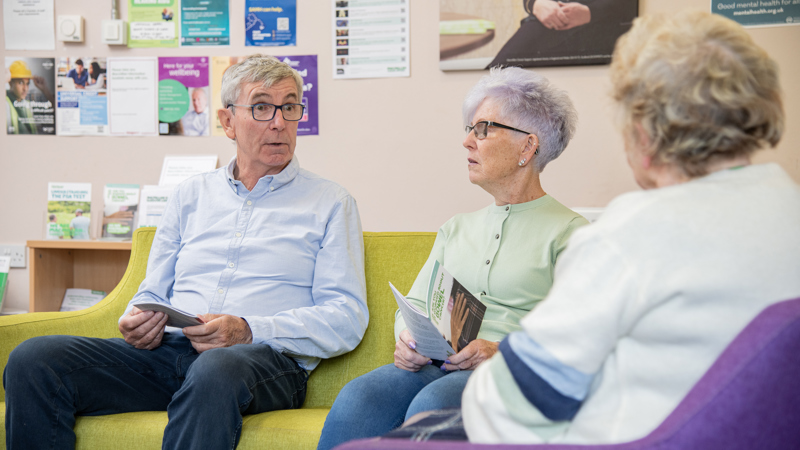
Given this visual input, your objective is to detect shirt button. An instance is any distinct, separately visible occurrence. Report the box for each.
[270,187,274,191]
[247,200,252,205]
[235,232,242,237]
[505,206,509,211]
[481,291,486,296]
[217,288,224,294]
[495,234,500,239]
[485,260,490,265]
[228,262,235,268]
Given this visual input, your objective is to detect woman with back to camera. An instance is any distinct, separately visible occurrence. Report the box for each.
[316,67,590,450]
[449,10,800,445]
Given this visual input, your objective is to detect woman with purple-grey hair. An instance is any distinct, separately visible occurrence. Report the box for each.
[316,66,589,450]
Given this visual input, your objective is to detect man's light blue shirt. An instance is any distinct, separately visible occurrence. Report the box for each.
[123,156,368,371]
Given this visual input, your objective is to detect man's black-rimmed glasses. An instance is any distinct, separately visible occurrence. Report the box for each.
[227,102,305,121]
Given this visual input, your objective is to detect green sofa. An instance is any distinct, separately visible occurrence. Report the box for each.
[0,228,436,449]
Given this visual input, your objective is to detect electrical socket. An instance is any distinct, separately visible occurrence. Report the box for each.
[0,244,26,268]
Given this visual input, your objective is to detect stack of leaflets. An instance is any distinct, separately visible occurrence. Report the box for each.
[59,288,106,312]
[0,256,9,313]
[102,184,140,240]
[391,261,487,361]
[46,182,92,240]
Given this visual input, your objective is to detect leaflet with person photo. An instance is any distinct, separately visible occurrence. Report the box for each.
[427,260,486,353]
[390,262,486,361]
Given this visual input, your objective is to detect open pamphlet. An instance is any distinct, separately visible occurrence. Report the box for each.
[59,288,106,312]
[135,302,206,328]
[390,261,487,361]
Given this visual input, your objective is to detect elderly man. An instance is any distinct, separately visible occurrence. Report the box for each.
[181,87,210,136]
[4,54,368,449]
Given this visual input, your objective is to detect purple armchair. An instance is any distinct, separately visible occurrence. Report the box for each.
[337,297,800,450]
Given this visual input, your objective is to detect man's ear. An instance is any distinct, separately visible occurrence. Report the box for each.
[218,108,236,140]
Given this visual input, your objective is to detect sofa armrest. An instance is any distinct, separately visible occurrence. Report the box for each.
[0,227,157,401]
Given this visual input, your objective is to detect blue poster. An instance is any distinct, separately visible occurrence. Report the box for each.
[712,1,800,27]
[181,0,231,46]
[245,0,297,46]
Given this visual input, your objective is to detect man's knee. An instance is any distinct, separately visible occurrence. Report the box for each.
[183,347,252,391]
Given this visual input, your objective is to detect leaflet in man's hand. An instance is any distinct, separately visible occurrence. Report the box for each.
[427,261,486,353]
[135,302,205,328]
[389,283,456,361]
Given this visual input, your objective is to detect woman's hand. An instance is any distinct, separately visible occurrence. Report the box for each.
[450,292,468,352]
[560,3,591,30]
[441,339,498,371]
[394,329,431,372]
[533,0,569,30]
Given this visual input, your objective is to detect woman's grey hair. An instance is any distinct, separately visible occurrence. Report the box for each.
[462,67,577,172]
[610,11,783,177]
[220,54,304,109]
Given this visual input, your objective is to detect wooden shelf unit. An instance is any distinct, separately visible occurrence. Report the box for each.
[27,240,132,312]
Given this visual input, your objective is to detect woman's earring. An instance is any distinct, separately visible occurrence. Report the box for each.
[518,158,527,166]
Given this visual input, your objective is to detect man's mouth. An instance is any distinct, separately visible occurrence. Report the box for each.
[468,158,478,165]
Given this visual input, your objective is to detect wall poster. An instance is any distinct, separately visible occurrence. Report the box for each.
[439,0,638,71]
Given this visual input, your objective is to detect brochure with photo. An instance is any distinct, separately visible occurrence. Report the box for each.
[56,56,108,136]
[5,57,56,135]
[390,262,486,360]
[46,182,92,240]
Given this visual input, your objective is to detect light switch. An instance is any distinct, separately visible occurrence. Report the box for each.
[101,19,127,45]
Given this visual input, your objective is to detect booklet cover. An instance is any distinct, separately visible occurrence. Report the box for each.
[138,185,173,228]
[46,182,92,240]
[102,184,140,240]
[391,262,486,360]
[5,57,56,135]
[0,256,9,313]
[427,260,487,353]
[60,288,106,312]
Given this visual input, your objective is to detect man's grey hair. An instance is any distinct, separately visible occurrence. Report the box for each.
[462,67,578,172]
[220,55,304,109]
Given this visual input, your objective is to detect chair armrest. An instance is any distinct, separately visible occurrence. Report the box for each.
[0,227,157,401]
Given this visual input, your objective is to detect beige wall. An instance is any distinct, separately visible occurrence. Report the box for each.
[1,0,798,313]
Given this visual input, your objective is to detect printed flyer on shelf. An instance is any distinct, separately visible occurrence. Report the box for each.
[102,184,140,240]
[158,57,211,136]
[46,182,92,240]
[56,57,108,136]
[5,57,56,135]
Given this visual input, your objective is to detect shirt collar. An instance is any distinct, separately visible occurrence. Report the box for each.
[225,155,300,195]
